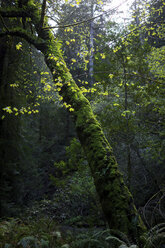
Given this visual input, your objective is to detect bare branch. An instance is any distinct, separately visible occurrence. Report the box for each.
[0,14,9,32]
[43,0,129,30]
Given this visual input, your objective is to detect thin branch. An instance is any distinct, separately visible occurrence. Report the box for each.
[0,14,9,32]
[44,15,100,29]
[43,0,129,29]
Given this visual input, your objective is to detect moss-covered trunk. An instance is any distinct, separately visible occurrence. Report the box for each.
[36,29,146,243]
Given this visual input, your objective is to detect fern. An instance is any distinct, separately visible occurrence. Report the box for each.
[109,229,131,246]
[143,223,165,248]
[40,239,49,248]
[4,244,12,248]
[119,245,138,248]
[148,223,165,235]
[71,229,137,248]
[17,236,39,248]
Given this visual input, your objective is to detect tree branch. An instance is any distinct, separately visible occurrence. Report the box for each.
[0,7,33,18]
[0,14,9,32]
[43,0,128,30]
[0,28,45,50]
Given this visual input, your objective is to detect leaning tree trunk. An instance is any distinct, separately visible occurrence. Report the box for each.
[38,30,146,243]
[0,0,146,244]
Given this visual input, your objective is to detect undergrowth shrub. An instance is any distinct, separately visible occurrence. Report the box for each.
[0,218,165,248]
[47,138,104,226]
[142,223,165,248]
[70,229,137,248]
[0,218,69,248]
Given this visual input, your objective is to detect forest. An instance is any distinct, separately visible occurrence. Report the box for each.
[0,0,165,247]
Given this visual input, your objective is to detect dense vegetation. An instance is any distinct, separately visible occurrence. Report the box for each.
[0,0,165,247]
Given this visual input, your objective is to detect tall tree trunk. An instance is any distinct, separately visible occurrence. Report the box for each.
[123,60,132,190]
[134,0,143,44]
[0,37,21,216]
[89,4,94,86]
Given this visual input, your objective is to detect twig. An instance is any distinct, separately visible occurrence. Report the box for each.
[0,14,9,32]
[43,0,129,30]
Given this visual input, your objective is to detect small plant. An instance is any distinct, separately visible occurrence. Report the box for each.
[17,236,41,248]
[143,223,165,248]
[0,217,67,248]
[70,229,138,248]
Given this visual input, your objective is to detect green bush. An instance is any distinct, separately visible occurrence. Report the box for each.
[48,138,103,225]
[0,218,68,248]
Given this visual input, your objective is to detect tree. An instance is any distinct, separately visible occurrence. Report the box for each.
[55,0,108,89]
[92,0,165,220]
[0,0,146,243]
[147,0,165,47]
[0,34,45,215]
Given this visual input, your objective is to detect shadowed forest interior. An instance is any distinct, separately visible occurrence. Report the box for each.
[0,0,165,247]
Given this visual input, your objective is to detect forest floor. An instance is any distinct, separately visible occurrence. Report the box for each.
[1,197,165,248]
